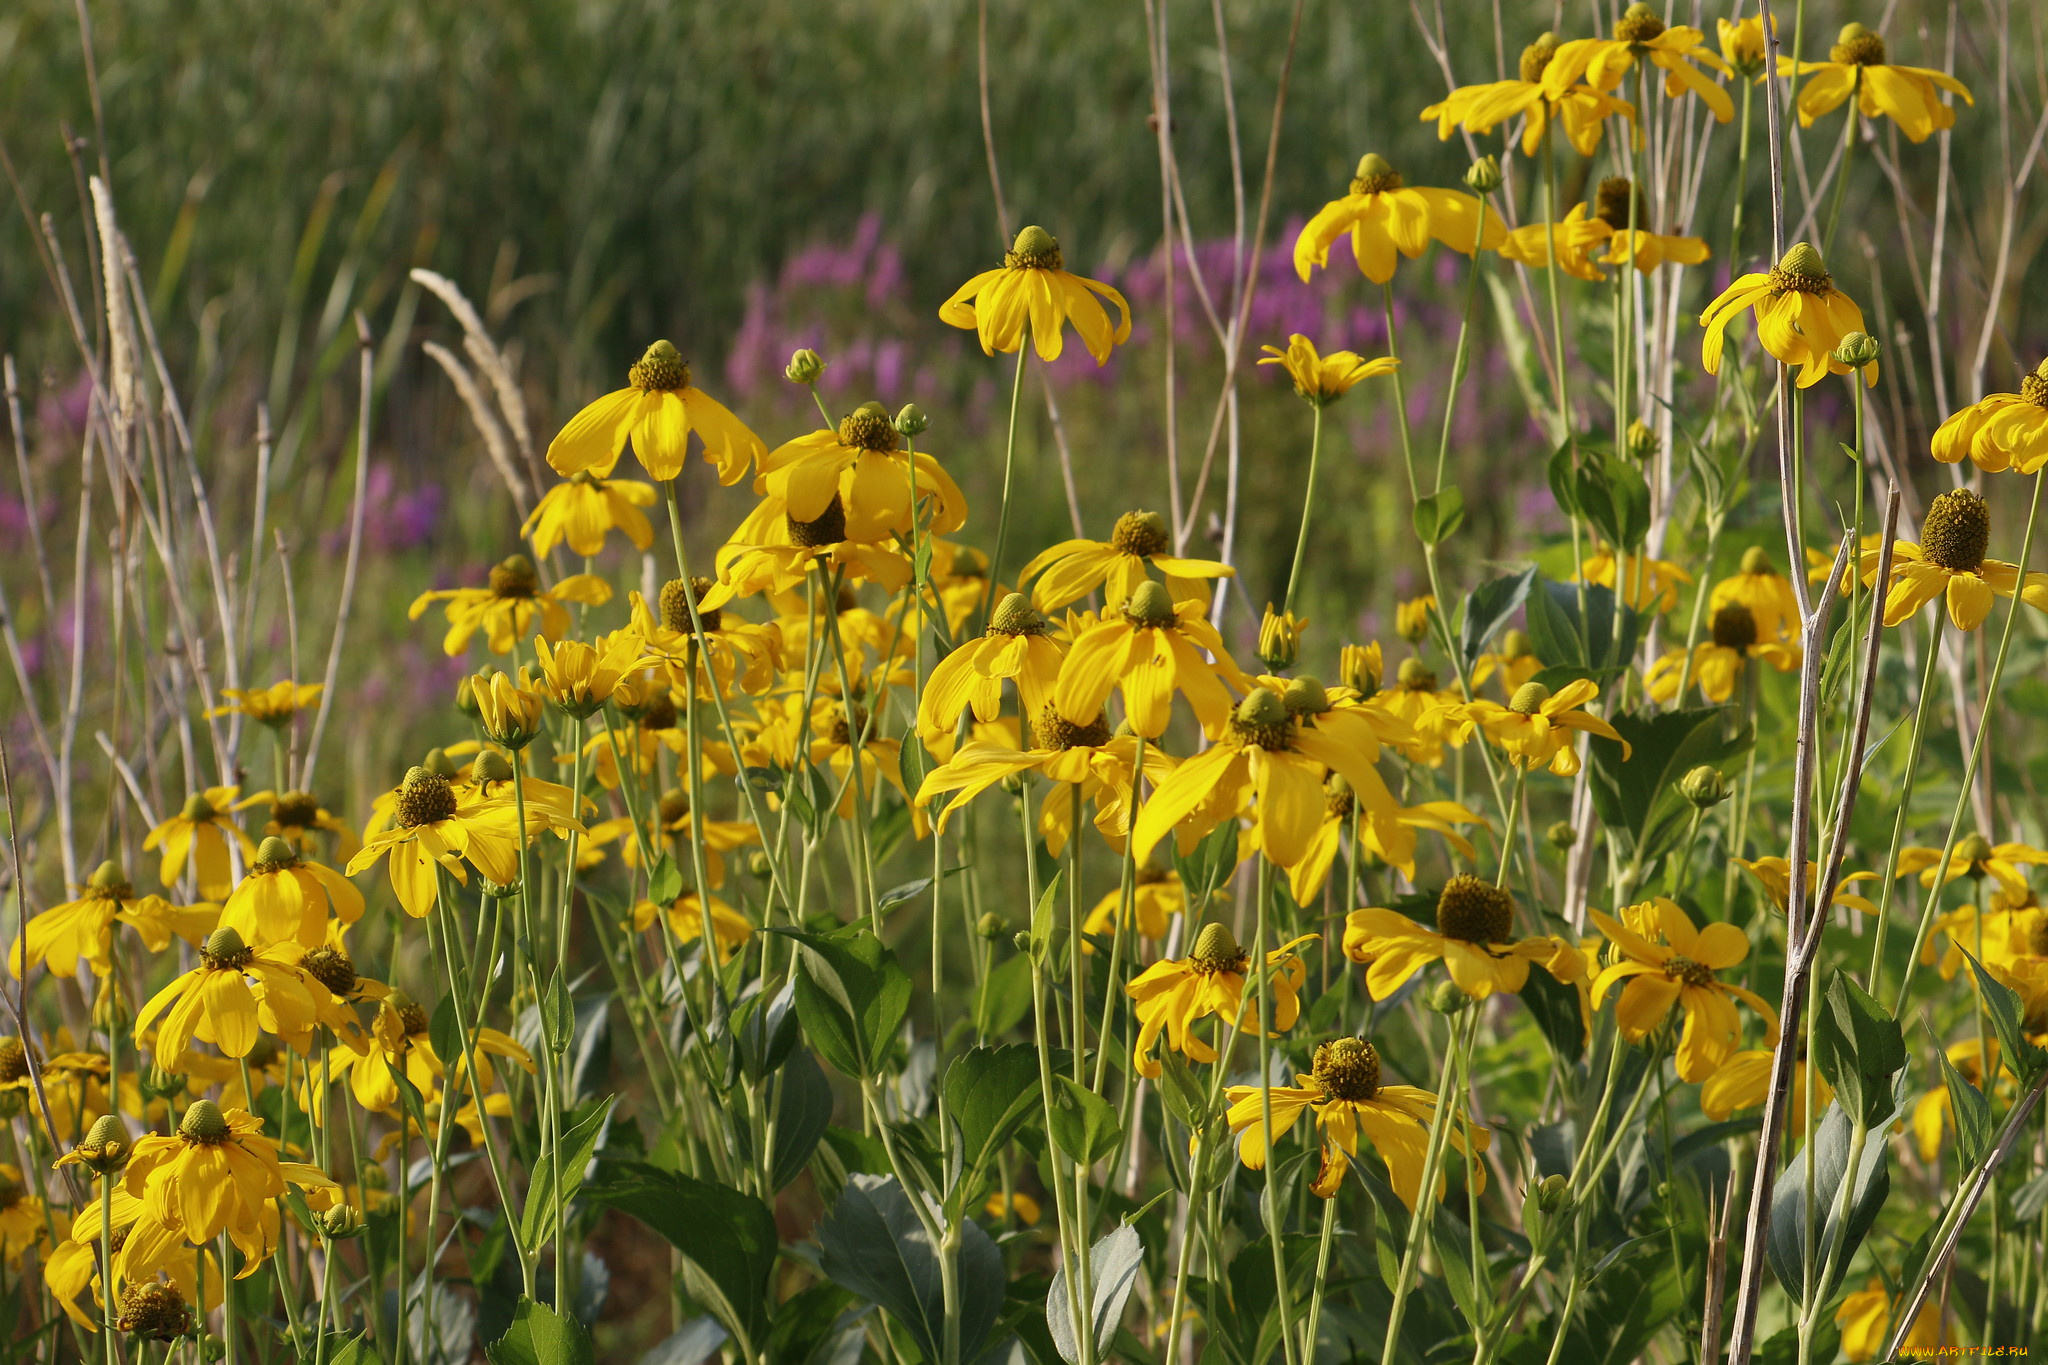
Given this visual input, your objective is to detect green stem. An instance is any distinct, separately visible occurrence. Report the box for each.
[985,345,1032,621]
[1252,860,1301,1365]
[1280,403,1325,619]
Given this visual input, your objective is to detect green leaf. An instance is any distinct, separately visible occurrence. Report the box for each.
[875,877,932,915]
[1045,1223,1144,1364]
[541,969,574,1057]
[1766,1102,1890,1303]
[1574,449,1651,550]
[767,1049,834,1193]
[942,1044,1046,1201]
[1047,1075,1121,1167]
[1811,972,1905,1129]
[1936,1036,1994,1170]
[484,1296,594,1365]
[519,1094,616,1249]
[773,923,913,1078]
[1412,486,1466,546]
[648,853,683,906]
[1524,577,1587,670]
[1519,961,1585,1064]
[1171,821,1238,904]
[817,1174,1006,1364]
[1459,567,1537,674]
[428,996,463,1085]
[976,952,1033,1038]
[1962,949,2048,1083]
[1586,705,1751,867]
[326,1334,380,1365]
[1546,437,1580,517]
[584,1161,778,1345]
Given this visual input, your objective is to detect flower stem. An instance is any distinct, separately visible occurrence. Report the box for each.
[1280,403,1324,619]
[985,345,1032,626]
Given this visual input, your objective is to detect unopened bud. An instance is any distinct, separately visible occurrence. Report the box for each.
[1463,155,1503,195]
[977,912,1008,941]
[1545,821,1578,851]
[1679,764,1729,809]
[1426,979,1468,1013]
[894,404,929,438]
[321,1204,368,1240]
[1258,604,1302,672]
[1625,419,1660,463]
[1832,331,1880,369]
[785,348,826,386]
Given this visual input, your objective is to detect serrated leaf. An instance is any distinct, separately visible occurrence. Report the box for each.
[484,1296,594,1365]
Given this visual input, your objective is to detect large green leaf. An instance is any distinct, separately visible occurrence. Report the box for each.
[1045,1224,1144,1364]
[584,1161,777,1345]
[1587,705,1750,865]
[1767,1102,1891,1303]
[1459,567,1537,673]
[771,924,913,1078]
[519,1095,615,1248]
[484,1297,594,1365]
[941,1044,1046,1209]
[1047,1075,1121,1167]
[817,1174,1005,1364]
[1811,972,1905,1129]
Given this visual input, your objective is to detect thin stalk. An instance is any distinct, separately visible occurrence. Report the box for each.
[1251,860,1300,1365]
[1279,403,1324,618]
[985,345,1032,624]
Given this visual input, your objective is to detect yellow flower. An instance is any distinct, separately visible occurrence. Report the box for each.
[700,493,914,610]
[8,861,199,980]
[521,470,657,558]
[1732,855,1880,916]
[144,788,256,901]
[1294,153,1506,285]
[1590,899,1779,1081]
[1126,921,1313,1078]
[627,581,785,699]
[466,668,546,751]
[1717,15,1772,79]
[1053,582,1250,740]
[917,593,1066,751]
[0,1164,46,1266]
[1575,543,1694,613]
[1081,866,1193,942]
[531,631,648,719]
[219,838,364,950]
[207,680,322,727]
[1700,1047,1832,1134]
[134,927,322,1068]
[1257,335,1398,406]
[1365,658,1475,767]
[1700,241,1877,390]
[122,1101,336,1274]
[915,707,1168,858]
[1714,547,1804,641]
[1289,782,1481,905]
[1836,1276,1943,1362]
[1394,595,1436,644]
[1420,33,1635,158]
[544,339,764,484]
[1498,203,1614,281]
[1343,875,1556,1000]
[1863,489,2048,631]
[237,789,360,861]
[1645,604,1800,703]
[983,1190,1041,1226]
[1225,1036,1488,1207]
[1896,829,2048,895]
[756,402,967,545]
[581,787,756,886]
[345,764,531,917]
[1930,357,2048,474]
[327,992,532,1116]
[1472,629,1540,697]
[1785,23,1972,144]
[1544,5,1734,124]
[628,893,754,962]
[408,554,612,656]
[939,225,1132,364]
[1466,679,1628,777]
[1020,509,1234,614]
[1132,684,1403,871]
[45,1186,222,1333]
[1338,641,1382,696]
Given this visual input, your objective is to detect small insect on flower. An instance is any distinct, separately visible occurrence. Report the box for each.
[1786,22,1973,143]
[1223,1035,1490,1206]
[1294,153,1507,284]
[939,225,1132,364]
[1700,242,1878,390]
[545,339,765,484]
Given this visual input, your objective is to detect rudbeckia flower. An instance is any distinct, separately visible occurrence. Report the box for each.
[465,667,546,751]
[915,706,1169,858]
[1700,241,1877,389]
[521,470,657,558]
[1589,899,1779,1081]
[1019,509,1233,614]
[1836,1277,1943,1362]
[123,1100,337,1275]
[627,893,754,962]
[1498,204,1615,281]
[1921,884,2044,982]
[237,789,360,861]
[1543,4,1734,124]
[219,837,364,950]
[1420,32,1635,158]
[582,786,757,887]
[1589,178,1711,271]
[44,1185,222,1333]
[144,788,256,901]
[939,225,1132,364]
[1257,335,1399,406]
[700,494,913,611]
[917,593,1066,751]
[756,403,967,545]
[1717,15,1772,81]
[1294,153,1506,285]
[1053,582,1251,740]
[1225,1036,1488,1207]
[1394,595,1436,644]
[1700,1045,1832,1134]
[8,861,206,979]
[1466,680,1628,777]
[1343,875,1556,999]
[345,764,530,917]
[1125,922,1313,1078]
[0,1165,45,1266]
[627,581,785,700]
[1472,628,1541,697]
[1930,357,2048,474]
[1132,682,1404,871]
[327,991,533,1116]
[1288,781,1481,906]
[531,631,648,719]
[1646,601,1800,703]
[207,680,322,727]
[545,339,764,484]
[1575,543,1694,613]
[1897,829,2048,895]
[1081,865,1193,943]
[1785,23,1972,144]
[1863,489,2048,631]
[408,554,612,657]
[1732,855,1880,916]
[134,927,322,1067]
[1364,658,1474,768]
[1714,546,1804,641]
